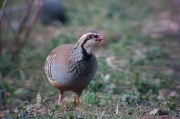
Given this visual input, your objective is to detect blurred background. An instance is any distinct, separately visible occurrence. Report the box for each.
[1,0,180,111]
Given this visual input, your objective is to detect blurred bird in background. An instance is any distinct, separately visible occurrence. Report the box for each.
[40,0,67,26]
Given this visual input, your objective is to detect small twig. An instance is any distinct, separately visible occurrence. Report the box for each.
[14,0,43,56]
[11,1,32,62]
[0,0,8,54]
[16,2,31,35]
[115,103,119,114]
[11,0,43,62]
[0,0,8,22]
[23,0,43,40]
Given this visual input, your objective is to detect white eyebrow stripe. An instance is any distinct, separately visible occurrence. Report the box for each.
[80,33,98,39]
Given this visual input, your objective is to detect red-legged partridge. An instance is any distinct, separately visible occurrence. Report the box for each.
[44,29,105,104]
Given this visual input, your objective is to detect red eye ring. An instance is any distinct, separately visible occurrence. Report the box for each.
[86,34,94,39]
[91,35,94,38]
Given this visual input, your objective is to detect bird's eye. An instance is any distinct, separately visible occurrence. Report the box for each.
[90,35,94,38]
[87,34,94,39]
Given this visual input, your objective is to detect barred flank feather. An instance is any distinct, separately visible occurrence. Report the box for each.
[44,54,56,81]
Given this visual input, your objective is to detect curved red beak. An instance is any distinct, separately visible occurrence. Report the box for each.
[96,35,105,41]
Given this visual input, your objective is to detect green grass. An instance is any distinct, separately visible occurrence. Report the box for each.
[1,0,180,118]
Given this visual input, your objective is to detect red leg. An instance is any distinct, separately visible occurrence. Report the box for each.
[58,90,63,105]
[75,91,82,102]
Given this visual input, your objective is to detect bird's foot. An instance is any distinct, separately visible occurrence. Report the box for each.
[73,101,80,107]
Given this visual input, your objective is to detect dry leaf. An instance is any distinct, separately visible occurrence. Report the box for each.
[149,108,159,115]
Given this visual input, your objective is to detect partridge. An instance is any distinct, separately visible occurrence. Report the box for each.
[40,0,67,25]
[44,29,105,104]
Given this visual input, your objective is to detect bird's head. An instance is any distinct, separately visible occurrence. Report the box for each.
[77,29,105,54]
